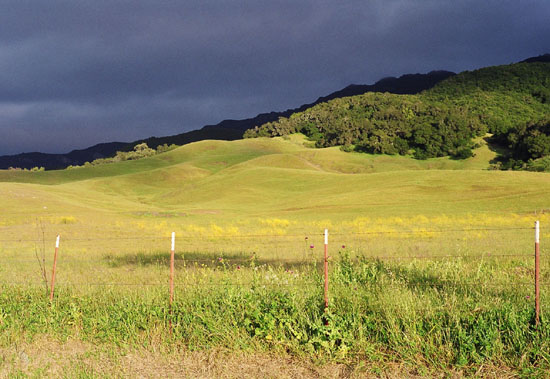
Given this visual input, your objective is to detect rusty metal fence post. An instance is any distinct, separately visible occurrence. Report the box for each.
[49,235,60,301]
[324,229,329,312]
[169,232,175,332]
[535,221,540,325]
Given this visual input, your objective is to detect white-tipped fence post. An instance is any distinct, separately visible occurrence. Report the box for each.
[324,229,329,313]
[170,232,175,305]
[535,221,540,325]
[49,235,60,301]
[169,232,175,333]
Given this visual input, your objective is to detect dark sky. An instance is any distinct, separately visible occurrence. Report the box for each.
[1,1,549,155]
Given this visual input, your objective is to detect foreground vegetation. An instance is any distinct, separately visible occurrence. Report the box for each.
[1,250,548,377]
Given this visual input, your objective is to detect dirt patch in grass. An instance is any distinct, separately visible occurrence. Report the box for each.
[120,350,347,378]
[192,209,221,214]
[0,338,518,378]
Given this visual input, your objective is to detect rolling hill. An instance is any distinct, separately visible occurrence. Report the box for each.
[1,135,549,227]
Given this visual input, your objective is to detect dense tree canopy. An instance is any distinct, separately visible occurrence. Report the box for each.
[245,62,550,168]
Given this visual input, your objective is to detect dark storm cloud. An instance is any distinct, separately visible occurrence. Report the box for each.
[1,0,549,154]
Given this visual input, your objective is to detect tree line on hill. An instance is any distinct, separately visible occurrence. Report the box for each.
[245,93,484,159]
[66,143,177,168]
[245,58,550,171]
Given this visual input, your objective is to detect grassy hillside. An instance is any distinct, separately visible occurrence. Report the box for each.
[1,135,548,224]
[3,135,547,281]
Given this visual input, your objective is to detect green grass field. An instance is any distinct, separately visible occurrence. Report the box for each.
[1,135,550,377]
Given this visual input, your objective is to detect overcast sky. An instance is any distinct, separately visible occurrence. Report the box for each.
[0,0,549,155]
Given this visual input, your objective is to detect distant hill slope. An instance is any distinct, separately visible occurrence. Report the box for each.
[521,53,550,63]
[194,70,456,134]
[0,142,128,171]
[246,57,550,167]
[0,71,454,170]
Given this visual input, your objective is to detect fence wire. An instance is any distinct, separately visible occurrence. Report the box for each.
[0,225,544,291]
[0,225,537,243]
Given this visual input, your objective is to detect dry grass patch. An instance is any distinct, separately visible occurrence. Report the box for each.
[0,338,520,378]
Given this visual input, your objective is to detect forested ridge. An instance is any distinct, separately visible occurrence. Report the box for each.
[245,58,550,169]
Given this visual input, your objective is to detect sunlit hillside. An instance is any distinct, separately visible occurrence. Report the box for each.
[1,135,548,233]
